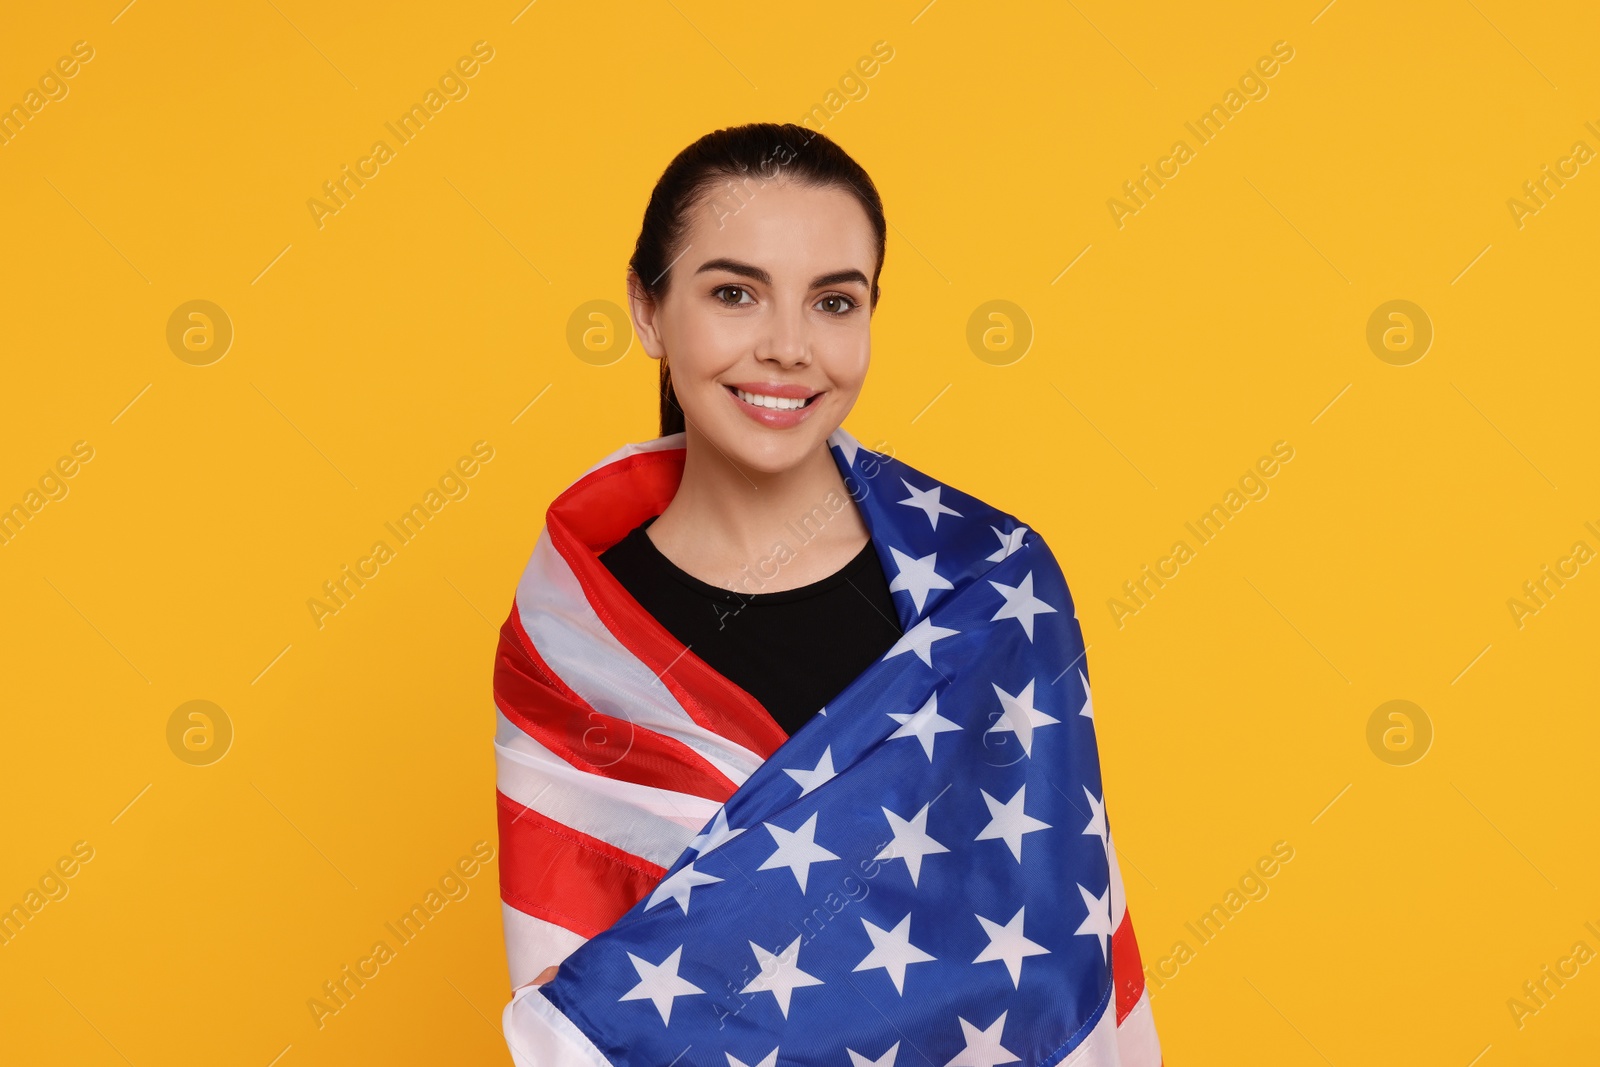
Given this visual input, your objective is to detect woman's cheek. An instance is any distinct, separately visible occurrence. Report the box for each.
[680,316,741,372]
[833,339,872,387]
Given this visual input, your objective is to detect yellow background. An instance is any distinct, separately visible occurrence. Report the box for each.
[3,0,1596,1063]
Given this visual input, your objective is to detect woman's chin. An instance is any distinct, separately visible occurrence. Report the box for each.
[711,425,833,478]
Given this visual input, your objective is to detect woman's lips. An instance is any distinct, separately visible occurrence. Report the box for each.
[723,384,821,429]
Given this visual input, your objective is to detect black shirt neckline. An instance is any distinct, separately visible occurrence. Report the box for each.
[625,515,879,606]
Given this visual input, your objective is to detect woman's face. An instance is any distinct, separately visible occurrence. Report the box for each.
[629,178,876,477]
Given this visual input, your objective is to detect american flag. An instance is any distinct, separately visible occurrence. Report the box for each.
[495,428,1161,1066]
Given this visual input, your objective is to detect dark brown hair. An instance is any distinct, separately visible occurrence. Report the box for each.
[627,122,887,437]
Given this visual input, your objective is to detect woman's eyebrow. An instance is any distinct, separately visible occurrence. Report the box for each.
[694,257,869,290]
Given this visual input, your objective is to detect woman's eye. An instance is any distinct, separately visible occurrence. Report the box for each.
[817,294,858,315]
[713,285,753,306]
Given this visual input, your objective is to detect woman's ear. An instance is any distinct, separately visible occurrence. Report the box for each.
[626,270,666,360]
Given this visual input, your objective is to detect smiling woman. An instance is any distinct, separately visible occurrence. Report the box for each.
[491,123,1161,1066]
[624,128,882,589]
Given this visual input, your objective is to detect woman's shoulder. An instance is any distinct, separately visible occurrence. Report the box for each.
[828,433,1055,570]
[830,432,1028,525]
[830,435,1084,632]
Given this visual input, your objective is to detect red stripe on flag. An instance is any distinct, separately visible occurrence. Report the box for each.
[495,607,739,802]
[496,789,668,938]
[545,447,790,761]
[1111,908,1148,1024]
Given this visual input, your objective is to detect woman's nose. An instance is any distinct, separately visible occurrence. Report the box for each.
[757,307,810,367]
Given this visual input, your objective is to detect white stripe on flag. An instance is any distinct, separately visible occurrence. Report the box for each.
[503,977,615,1067]
[495,709,722,867]
[1116,989,1162,1067]
[501,902,587,991]
[514,527,767,786]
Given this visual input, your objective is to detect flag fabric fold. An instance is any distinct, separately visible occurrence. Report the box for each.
[494,428,1161,1066]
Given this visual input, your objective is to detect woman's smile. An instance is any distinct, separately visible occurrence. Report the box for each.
[722,380,824,429]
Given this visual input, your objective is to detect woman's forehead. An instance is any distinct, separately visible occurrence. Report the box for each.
[682,181,876,273]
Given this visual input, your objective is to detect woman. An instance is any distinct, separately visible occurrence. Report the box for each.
[493,123,1161,1065]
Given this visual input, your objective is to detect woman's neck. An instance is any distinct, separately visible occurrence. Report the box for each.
[645,430,871,593]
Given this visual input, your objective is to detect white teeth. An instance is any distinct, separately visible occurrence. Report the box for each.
[733,388,809,411]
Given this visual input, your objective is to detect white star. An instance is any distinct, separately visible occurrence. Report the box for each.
[690,807,745,857]
[783,746,837,796]
[727,1051,779,1067]
[741,935,824,1018]
[886,693,963,762]
[898,479,962,529]
[943,1011,1019,1067]
[1074,883,1114,961]
[1080,787,1107,852]
[882,617,961,668]
[618,945,704,1025]
[848,1042,900,1067]
[974,784,1051,862]
[757,811,839,893]
[985,525,1028,561]
[988,571,1058,641]
[985,679,1060,757]
[876,801,950,886]
[644,861,723,914]
[973,906,1050,988]
[887,546,954,615]
[1076,670,1094,721]
[853,914,937,994]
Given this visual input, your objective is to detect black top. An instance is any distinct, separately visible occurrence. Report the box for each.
[598,515,904,737]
